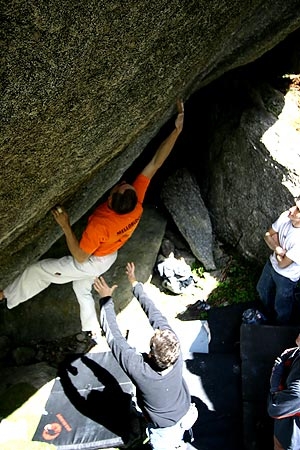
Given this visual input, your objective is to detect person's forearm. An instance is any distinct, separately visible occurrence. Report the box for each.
[276,254,293,268]
[268,385,300,418]
[133,283,171,330]
[100,299,126,349]
[264,231,280,251]
[152,128,181,169]
[100,299,138,375]
[62,225,89,263]
[264,230,291,267]
[141,109,183,180]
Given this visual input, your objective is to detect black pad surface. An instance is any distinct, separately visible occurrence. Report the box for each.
[33,352,135,449]
[184,352,243,450]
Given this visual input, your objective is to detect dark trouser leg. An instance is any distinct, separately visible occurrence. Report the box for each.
[256,260,276,320]
[273,271,296,325]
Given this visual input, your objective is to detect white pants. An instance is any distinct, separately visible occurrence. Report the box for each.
[147,403,198,450]
[4,252,118,336]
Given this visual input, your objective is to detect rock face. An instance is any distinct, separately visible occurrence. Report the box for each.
[202,77,300,263]
[1,1,300,288]
[161,168,216,270]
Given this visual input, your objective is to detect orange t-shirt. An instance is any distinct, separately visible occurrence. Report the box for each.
[79,174,150,256]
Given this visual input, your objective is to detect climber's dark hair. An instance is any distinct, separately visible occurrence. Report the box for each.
[111,189,138,214]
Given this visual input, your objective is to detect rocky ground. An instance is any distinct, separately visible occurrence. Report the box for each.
[0,267,219,371]
[0,224,225,372]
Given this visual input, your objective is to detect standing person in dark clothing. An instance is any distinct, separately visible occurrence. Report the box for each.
[93,262,198,450]
[268,334,300,450]
[256,198,300,324]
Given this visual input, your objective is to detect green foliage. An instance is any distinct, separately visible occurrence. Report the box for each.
[191,261,205,278]
[198,311,209,320]
[208,253,261,308]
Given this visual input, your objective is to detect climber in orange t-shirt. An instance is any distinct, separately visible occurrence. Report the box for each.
[79,174,150,257]
[1,100,184,345]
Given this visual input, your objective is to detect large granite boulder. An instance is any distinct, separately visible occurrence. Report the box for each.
[1,1,300,288]
[161,168,216,270]
[202,77,300,263]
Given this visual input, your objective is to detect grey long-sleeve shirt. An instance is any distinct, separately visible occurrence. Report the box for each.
[99,282,191,428]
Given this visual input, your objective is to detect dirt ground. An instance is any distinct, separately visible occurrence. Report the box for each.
[27,267,221,368]
[90,271,214,352]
